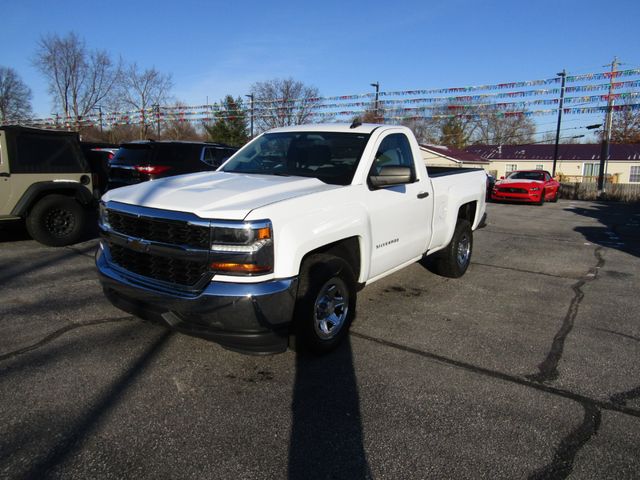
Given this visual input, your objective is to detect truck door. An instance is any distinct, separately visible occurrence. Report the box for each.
[366,132,433,279]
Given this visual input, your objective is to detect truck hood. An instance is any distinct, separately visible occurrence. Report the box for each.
[102,171,341,219]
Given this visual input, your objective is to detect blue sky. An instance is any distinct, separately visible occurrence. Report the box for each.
[2,0,639,125]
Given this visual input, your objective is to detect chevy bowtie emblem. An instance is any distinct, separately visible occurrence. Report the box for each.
[126,237,151,253]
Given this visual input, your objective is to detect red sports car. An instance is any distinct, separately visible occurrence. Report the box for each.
[491,170,560,205]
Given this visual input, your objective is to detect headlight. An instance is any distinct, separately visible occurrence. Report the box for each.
[209,220,273,275]
[99,203,110,229]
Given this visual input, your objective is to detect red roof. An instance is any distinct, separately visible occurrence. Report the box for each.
[465,144,640,161]
[420,144,488,163]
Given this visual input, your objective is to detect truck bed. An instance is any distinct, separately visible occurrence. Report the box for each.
[426,166,485,178]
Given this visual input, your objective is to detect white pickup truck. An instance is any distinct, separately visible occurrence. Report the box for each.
[97,123,487,354]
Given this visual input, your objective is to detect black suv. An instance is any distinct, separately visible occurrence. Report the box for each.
[108,141,237,190]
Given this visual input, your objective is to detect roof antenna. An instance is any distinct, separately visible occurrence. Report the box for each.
[350,119,362,129]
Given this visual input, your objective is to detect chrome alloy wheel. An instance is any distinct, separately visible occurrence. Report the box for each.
[313,277,349,340]
[456,233,471,268]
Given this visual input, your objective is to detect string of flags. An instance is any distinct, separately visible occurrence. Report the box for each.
[5,68,639,129]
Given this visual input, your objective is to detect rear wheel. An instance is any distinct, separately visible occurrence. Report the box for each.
[430,219,473,278]
[292,254,356,354]
[26,194,88,246]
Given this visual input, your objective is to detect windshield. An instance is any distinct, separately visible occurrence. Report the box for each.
[507,171,544,181]
[221,132,370,185]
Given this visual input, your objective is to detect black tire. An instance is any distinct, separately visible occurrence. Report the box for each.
[537,190,546,206]
[551,189,559,203]
[430,219,473,278]
[25,194,88,247]
[292,254,357,354]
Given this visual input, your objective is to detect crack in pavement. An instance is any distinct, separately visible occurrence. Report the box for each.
[349,330,640,418]
[610,386,640,407]
[528,403,601,480]
[592,327,640,343]
[362,245,618,479]
[471,262,579,280]
[0,316,134,362]
[526,247,605,383]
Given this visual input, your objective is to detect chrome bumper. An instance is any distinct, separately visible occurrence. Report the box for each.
[96,245,298,354]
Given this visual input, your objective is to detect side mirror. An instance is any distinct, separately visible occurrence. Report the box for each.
[500,176,505,180]
[369,166,412,188]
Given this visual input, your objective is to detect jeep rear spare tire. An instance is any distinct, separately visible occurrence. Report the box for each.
[26,194,88,246]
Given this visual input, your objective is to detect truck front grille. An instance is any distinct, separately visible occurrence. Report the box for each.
[107,210,210,249]
[109,243,208,286]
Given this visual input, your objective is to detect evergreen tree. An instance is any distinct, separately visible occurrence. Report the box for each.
[205,96,249,146]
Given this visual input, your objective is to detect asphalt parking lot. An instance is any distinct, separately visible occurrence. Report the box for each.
[1,199,639,479]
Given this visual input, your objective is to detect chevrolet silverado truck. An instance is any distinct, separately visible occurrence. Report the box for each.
[96,123,487,354]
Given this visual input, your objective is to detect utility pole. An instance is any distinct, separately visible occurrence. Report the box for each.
[152,103,161,138]
[597,57,619,193]
[552,70,566,177]
[96,105,104,133]
[370,82,380,120]
[245,94,254,138]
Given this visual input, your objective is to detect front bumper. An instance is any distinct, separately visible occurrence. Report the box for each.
[491,191,541,203]
[96,246,298,354]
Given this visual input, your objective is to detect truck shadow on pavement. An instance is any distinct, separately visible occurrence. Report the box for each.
[289,338,371,480]
[567,202,640,258]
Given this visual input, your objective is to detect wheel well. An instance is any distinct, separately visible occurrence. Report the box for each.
[26,190,78,214]
[12,184,91,218]
[458,201,477,225]
[300,237,361,281]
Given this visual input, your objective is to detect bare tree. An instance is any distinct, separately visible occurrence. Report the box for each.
[33,32,120,121]
[0,66,32,123]
[117,63,173,138]
[473,108,536,145]
[251,78,321,131]
[163,102,203,140]
[607,105,640,143]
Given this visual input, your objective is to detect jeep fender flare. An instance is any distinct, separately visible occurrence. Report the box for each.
[11,181,94,217]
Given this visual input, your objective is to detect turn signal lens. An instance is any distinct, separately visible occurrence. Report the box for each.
[210,262,272,274]
[257,227,271,240]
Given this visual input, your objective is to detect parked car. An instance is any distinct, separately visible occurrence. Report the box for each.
[97,123,487,355]
[491,170,559,205]
[107,140,237,190]
[0,125,96,246]
[81,142,118,195]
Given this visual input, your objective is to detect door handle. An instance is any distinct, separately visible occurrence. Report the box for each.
[0,172,10,178]
[417,191,430,199]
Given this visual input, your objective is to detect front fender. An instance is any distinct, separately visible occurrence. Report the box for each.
[246,186,371,282]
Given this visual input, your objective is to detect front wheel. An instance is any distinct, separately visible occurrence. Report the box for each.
[430,219,473,278]
[551,189,559,203]
[537,190,546,206]
[293,254,357,354]
[25,194,88,246]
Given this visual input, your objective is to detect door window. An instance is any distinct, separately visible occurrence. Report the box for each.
[370,133,415,179]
